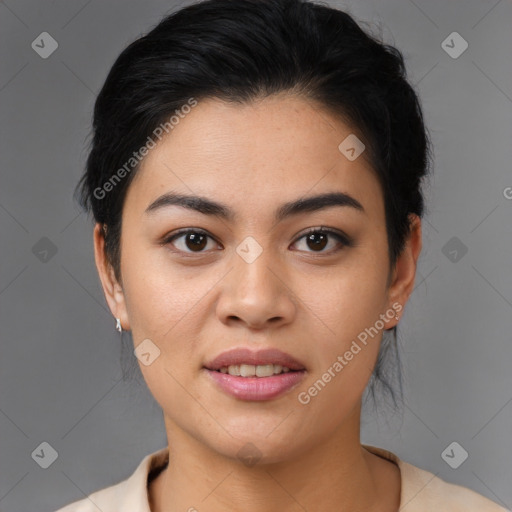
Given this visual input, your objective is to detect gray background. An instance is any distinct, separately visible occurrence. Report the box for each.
[1,0,511,510]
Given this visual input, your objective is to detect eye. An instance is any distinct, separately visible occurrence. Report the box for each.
[163,226,352,256]
[164,229,221,254]
[291,227,351,254]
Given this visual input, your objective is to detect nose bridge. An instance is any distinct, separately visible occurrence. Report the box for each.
[235,239,277,298]
[216,235,295,328]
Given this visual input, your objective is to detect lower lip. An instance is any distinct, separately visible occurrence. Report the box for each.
[204,369,306,401]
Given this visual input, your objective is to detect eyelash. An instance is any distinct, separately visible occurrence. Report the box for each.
[162,226,353,256]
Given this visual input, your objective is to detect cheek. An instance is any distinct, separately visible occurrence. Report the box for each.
[295,273,386,423]
[296,246,389,400]
[302,253,388,345]
[119,241,211,351]
[119,246,209,412]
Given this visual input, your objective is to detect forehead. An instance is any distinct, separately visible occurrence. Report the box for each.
[124,94,383,222]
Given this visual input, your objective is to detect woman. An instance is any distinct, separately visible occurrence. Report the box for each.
[55,0,507,510]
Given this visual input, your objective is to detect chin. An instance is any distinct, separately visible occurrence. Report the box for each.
[201,423,311,467]
[215,439,300,467]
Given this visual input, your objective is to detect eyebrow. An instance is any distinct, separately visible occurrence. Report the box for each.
[144,191,365,222]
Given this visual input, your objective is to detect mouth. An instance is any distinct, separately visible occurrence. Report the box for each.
[203,347,307,401]
[204,347,306,372]
[211,363,297,377]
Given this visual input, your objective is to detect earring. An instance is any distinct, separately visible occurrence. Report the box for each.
[115,318,122,333]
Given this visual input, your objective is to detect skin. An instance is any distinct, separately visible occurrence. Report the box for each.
[94,93,422,512]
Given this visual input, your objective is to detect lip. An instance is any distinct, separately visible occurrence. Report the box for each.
[203,347,306,371]
[203,347,307,401]
[205,369,306,401]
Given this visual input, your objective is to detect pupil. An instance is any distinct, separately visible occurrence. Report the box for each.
[307,233,327,251]
[187,233,207,251]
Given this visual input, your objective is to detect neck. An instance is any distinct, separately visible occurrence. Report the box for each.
[149,402,400,512]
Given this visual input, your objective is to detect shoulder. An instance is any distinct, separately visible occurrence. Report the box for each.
[54,480,127,512]
[363,444,509,512]
[399,459,509,511]
[53,447,169,512]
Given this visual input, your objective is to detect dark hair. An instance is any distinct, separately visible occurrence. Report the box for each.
[76,0,431,409]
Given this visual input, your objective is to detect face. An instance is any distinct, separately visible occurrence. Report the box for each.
[95,94,420,463]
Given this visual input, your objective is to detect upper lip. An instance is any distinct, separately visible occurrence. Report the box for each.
[204,348,306,371]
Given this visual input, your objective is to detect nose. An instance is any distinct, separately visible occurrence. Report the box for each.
[215,245,296,331]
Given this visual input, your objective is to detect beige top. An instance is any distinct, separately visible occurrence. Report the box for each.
[54,444,509,511]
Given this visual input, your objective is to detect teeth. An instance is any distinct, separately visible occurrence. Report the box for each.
[228,364,240,376]
[219,364,293,377]
[240,364,255,377]
[256,364,274,377]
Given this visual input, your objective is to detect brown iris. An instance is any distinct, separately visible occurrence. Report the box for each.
[306,232,328,251]
[185,232,208,251]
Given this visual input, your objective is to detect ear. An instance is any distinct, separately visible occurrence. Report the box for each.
[384,214,422,328]
[93,223,130,331]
